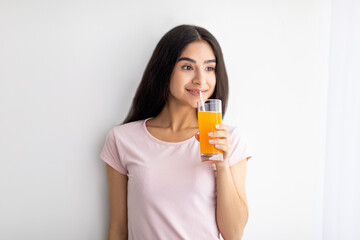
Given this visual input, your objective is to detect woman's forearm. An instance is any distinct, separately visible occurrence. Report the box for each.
[216,164,248,239]
[108,228,128,240]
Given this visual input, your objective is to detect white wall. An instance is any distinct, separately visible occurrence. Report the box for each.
[0,0,322,239]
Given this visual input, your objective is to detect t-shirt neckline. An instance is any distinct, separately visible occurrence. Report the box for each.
[142,118,196,146]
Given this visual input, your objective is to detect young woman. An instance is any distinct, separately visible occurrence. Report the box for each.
[100,24,252,240]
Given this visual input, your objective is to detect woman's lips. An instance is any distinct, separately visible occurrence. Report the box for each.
[186,89,207,96]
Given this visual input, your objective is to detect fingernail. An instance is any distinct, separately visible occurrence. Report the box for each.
[215,124,220,129]
[208,132,213,137]
[209,139,214,144]
[215,144,220,148]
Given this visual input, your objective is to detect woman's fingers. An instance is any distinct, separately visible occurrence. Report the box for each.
[215,124,229,131]
[208,124,232,158]
[197,124,232,155]
[209,138,231,151]
[214,143,231,152]
[208,138,230,146]
[208,130,228,138]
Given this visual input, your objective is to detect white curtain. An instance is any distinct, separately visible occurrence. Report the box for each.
[322,0,360,239]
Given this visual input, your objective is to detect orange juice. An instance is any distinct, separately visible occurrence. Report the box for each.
[198,111,223,162]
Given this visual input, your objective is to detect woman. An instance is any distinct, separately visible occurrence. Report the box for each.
[100,24,252,240]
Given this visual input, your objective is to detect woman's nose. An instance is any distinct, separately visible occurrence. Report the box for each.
[192,69,206,85]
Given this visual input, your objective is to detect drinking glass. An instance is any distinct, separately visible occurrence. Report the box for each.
[197,99,223,163]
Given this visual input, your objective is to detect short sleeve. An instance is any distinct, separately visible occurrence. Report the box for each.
[228,127,252,166]
[100,128,127,175]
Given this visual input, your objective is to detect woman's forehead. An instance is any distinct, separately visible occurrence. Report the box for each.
[179,41,216,62]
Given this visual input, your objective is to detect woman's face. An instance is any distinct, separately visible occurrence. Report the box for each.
[168,40,216,108]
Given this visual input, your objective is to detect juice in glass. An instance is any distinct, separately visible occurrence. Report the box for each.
[197,99,223,163]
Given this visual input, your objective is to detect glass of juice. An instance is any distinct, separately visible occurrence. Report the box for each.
[197,99,223,163]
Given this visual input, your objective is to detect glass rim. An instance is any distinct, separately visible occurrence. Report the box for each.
[197,99,221,104]
[197,99,222,111]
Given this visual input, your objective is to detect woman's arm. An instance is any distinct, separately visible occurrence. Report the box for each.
[216,159,249,240]
[106,164,128,240]
[206,125,249,239]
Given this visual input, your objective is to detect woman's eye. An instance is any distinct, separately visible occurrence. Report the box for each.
[205,66,215,71]
[182,65,192,70]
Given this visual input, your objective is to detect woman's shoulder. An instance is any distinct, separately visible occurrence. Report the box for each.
[115,119,145,129]
[109,119,146,138]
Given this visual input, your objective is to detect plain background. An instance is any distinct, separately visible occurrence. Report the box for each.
[0,0,324,239]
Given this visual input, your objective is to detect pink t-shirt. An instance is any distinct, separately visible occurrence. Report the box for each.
[100,118,251,240]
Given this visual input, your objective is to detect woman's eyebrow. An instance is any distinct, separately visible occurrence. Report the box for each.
[177,57,216,64]
[204,59,216,64]
[178,57,196,63]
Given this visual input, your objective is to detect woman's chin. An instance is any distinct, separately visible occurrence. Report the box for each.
[190,102,198,109]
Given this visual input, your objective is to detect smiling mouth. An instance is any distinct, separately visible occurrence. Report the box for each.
[186,89,207,93]
[186,89,207,97]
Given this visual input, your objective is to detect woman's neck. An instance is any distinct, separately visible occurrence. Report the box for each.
[150,101,198,132]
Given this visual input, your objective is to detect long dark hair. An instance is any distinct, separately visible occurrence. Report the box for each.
[123,24,229,124]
